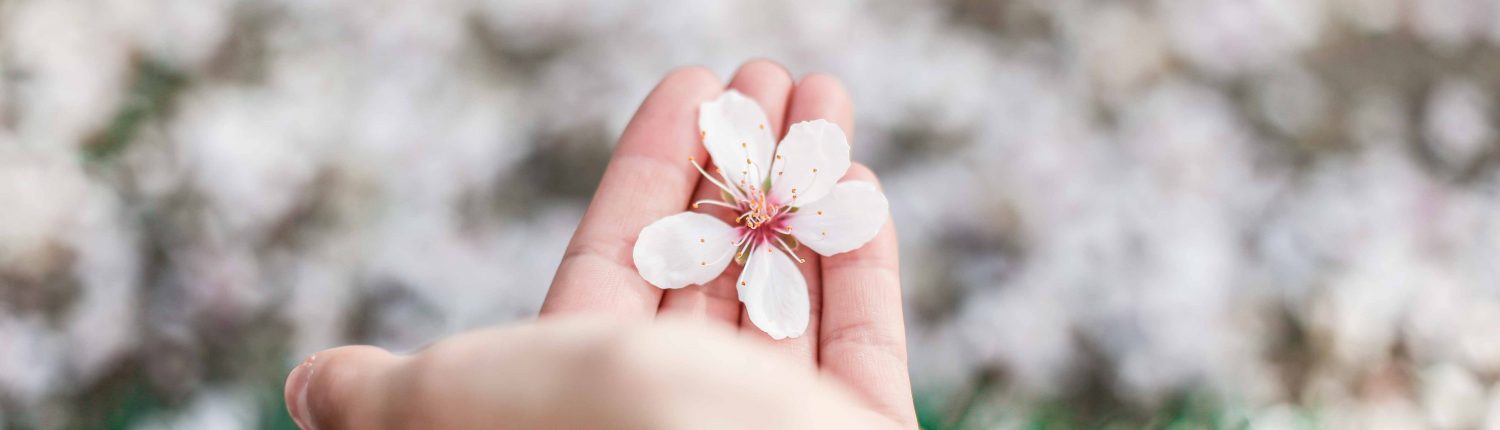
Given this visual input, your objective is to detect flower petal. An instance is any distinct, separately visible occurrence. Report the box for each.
[768,119,851,206]
[699,90,776,192]
[633,212,740,289]
[788,181,888,256]
[737,246,809,339]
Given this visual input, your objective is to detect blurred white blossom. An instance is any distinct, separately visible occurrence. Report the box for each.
[4,0,1500,427]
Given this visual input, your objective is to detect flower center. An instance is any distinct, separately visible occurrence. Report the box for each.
[735,189,781,230]
[687,156,804,264]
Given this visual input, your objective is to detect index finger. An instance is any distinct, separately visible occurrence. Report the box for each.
[542,67,724,318]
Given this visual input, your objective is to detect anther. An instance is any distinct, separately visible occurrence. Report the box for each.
[817,210,823,215]
[759,123,765,130]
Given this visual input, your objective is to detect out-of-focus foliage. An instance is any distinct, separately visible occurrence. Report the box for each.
[3,0,1500,428]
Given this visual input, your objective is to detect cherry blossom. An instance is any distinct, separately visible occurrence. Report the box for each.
[632,90,889,339]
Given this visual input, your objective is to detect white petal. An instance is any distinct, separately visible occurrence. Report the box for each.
[633,212,740,289]
[699,90,776,191]
[737,246,809,339]
[768,120,850,206]
[788,181,888,256]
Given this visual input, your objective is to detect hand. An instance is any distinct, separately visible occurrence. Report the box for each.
[283,317,899,429]
[282,61,914,429]
[542,60,914,426]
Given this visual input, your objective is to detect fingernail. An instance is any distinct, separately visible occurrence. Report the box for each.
[285,354,318,430]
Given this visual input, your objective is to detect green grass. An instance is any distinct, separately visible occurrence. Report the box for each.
[84,59,186,163]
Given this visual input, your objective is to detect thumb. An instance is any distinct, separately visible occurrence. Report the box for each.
[282,320,624,430]
[284,345,403,430]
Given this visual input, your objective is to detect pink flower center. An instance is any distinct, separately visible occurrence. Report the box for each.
[734,188,788,246]
[688,156,804,264]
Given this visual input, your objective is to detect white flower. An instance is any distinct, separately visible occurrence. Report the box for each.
[632,90,889,339]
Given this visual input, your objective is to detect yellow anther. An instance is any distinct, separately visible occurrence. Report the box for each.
[759,123,765,130]
[817,210,823,215]
[699,238,705,244]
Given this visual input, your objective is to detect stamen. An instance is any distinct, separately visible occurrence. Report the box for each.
[693,199,738,211]
[690,157,744,201]
[775,236,805,263]
[703,241,740,267]
[738,141,765,191]
[732,233,755,258]
[792,168,821,201]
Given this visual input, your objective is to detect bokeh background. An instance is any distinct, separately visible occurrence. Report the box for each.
[3,0,1500,428]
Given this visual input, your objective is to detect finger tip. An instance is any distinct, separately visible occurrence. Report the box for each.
[843,163,879,185]
[733,59,794,86]
[790,72,855,137]
[291,346,395,430]
[284,354,317,430]
[796,73,849,98]
[660,65,724,94]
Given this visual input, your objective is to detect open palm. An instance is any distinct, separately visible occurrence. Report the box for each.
[542,60,915,427]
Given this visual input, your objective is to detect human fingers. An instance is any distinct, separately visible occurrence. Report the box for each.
[657,60,794,328]
[815,164,916,427]
[542,67,723,318]
[738,73,855,365]
[283,318,898,430]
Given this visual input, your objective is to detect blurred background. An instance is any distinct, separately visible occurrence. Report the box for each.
[2,0,1500,428]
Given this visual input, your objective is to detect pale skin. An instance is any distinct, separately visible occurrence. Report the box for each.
[283,61,916,429]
